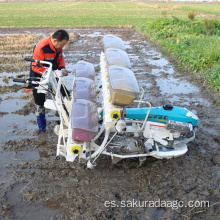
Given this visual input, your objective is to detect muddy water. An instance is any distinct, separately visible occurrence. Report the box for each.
[0,28,219,220]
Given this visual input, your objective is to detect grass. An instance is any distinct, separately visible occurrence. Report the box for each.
[0,1,220,92]
[0,2,219,27]
[0,2,191,27]
[160,2,220,15]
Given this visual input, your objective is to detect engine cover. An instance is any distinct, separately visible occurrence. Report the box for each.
[143,121,181,140]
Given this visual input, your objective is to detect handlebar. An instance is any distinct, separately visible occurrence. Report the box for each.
[13,77,41,84]
[24,57,52,69]
[24,57,44,68]
[24,57,36,62]
[21,57,53,86]
[13,78,27,83]
[24,57,51,67]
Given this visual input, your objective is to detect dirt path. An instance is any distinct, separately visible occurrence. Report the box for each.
[0,28,219,220]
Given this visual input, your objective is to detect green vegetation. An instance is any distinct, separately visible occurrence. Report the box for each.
[161,2,220,16]
[137,17,220,92]
[0,1,219,92]
[0,2,188,27]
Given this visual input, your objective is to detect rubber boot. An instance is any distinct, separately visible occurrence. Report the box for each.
[35,105,46,133]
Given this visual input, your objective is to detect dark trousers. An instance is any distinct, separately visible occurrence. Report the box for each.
[33,88,46,106]
[33,79,69,106]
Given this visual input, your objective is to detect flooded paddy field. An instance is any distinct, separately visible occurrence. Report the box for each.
[0,28,220,220]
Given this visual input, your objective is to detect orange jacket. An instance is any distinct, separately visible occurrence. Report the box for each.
[31,37,65,76]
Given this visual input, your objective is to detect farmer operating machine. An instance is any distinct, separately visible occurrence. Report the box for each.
[13,35,199,169]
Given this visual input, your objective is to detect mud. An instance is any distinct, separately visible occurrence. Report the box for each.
[0,27,219,220]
